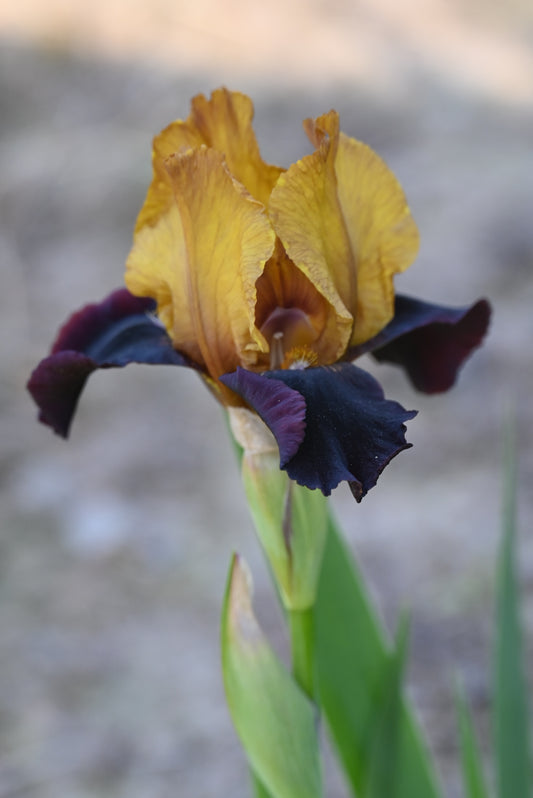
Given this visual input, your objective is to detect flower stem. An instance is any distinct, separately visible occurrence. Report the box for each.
[250,769,273,798]
[288,606,315,700]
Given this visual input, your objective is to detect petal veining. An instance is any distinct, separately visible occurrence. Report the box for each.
[334,131,420,345]
[126,147,276,379]
[268,113,354,362]
[283,111,420,348]
[136,88,283,231]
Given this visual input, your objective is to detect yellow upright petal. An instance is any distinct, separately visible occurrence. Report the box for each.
[275,110,419,350]
[135,89,283,232]
[134,123,203,233]
[126,147,275,380]
[332,131,420,345]
[189,89,284,206]
[268,111,354,363]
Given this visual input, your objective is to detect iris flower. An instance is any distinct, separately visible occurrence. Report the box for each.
[27,89,490,501]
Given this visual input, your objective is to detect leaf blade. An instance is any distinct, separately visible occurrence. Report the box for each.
[222,555,322,798]
[494,420,531,798]
[315,515,442,798]
[456,683,490,798]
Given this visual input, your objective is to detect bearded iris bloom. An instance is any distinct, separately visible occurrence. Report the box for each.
[27,89,490,501]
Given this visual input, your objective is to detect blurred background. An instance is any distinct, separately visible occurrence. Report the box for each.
[1,1,532,795]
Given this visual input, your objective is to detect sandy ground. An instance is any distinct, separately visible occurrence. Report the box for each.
[1,2,533,796]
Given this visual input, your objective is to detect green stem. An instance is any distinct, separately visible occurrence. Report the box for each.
[250,769,273,798]
[288,606,315,700]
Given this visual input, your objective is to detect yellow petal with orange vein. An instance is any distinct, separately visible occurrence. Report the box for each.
[268,111,354,363]
[134,123,203,233]
[189,89,284,206]
[135,89,283,232]
[333,131,420,346]
[275,109,419,352]
[126,147,275,379]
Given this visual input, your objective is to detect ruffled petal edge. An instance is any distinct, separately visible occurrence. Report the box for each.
[222,363,416,499]
[346,294,491,393]
[27,289,188,437]
[220,367,307,464]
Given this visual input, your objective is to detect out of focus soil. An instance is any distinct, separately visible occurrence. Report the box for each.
[1,2,532,795]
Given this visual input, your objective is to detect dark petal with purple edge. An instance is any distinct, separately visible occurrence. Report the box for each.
[27,289,188,438]
[223,363,416,500]
[28,352,99,438]
[346,294,491,393]
[49,288,157,354]
[220,367,306,464]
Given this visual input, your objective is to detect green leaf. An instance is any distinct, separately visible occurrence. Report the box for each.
[251,769,275,798]
[494,419,531,798]
[455,682,489,798]
[315,515,442,798]
[221,554,322,798]
[366,615,411,798]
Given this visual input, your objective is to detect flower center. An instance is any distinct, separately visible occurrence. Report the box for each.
[269,332,285,369]
[260,306,315,345]
[260,307,318,370]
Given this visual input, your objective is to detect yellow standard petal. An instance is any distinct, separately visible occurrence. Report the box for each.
[189,89,284,206]
[135,88,284,232]
[125,147,275,381]
[268,113,354,364]
[305,112,420,346]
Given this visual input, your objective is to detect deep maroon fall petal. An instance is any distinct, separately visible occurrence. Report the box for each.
[220,367,307,464]
[27,289,188,438]
[50,288,157,354]
[347,294,491,393]
[224,364,416,499]
[28,351,98,438]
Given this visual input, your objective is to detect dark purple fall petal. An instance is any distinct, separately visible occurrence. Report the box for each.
[223,363,416,500]
[346,294,491,393]
[28,351,98,439]
[27,289,187,438]
[220,367,307,464]
[49,289,157,354]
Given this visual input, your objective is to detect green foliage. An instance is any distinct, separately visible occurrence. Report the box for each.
[455,417,532,798]
[456,683,490,798]
[493,422,531,798]
[227,413,532,798]
[251,771,275,798]
[366,615,411,798]
[315,517,442,798]
[221,555,322,798]
[241,453,329,611]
